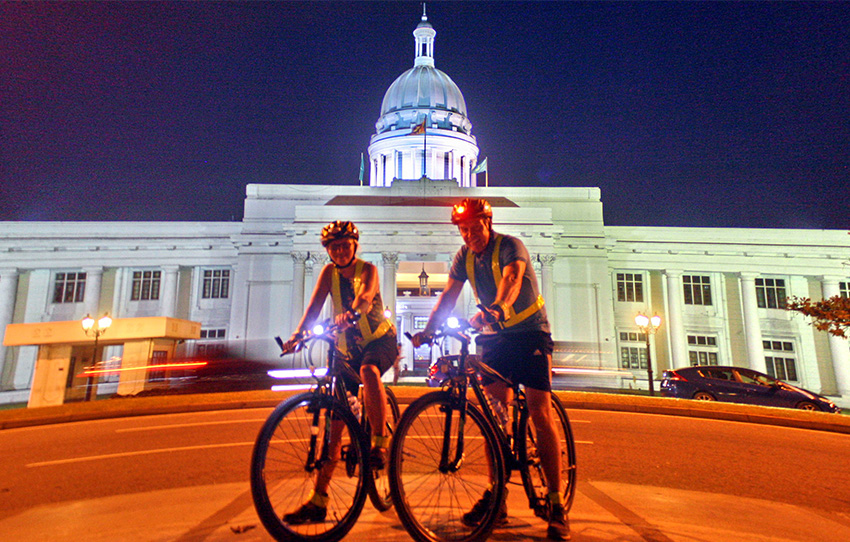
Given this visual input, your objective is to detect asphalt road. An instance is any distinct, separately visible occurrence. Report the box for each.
[2,405,849,527]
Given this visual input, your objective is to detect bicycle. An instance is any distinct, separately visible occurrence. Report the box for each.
[250,319,399,542]
[389,317,576,542]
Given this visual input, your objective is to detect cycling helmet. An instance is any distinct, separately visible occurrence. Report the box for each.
[451,198,493,225]
[320,220,360,247]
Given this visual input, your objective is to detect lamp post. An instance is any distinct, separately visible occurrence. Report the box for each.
[634,312,662,396]
[81,313,112,401]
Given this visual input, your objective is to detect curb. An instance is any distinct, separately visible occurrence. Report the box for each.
[1,387,848,434]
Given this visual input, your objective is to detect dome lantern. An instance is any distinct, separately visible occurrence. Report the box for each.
[413,4,436,68]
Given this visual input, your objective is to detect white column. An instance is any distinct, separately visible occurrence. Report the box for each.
[304,255,316,311]
[159,265,179,317]
[739,272,767,373]
[664,270,688,369]
[83,267,103,318]
[0,268,20,389]
[538,254,556,332]
[822,277,850,397]
[382,252,399,321]
[290,252,309,324]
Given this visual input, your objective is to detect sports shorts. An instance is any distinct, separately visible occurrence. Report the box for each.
[475,330,554,392]
[341,332,398,391]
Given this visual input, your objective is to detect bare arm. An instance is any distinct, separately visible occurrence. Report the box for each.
[349,262,380,316]
[470,259,525,328]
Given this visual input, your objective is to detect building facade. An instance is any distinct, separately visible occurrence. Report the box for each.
[2,12,848,405]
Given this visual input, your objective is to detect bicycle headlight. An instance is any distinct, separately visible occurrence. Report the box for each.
[312,323,325,335]
[446,316,460,329]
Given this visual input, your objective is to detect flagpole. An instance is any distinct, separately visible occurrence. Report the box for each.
[423,119,427,179]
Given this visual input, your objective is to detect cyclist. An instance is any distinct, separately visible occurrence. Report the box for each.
[412,198,570,540]
[280,220,397,524]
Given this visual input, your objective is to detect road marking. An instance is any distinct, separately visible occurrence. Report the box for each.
[116,419,267,432]
[26,442,255,467]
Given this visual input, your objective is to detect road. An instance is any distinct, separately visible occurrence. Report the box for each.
[2,406,850,538]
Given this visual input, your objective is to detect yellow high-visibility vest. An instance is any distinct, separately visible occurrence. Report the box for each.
[331,259,392,355]
[465,234,544,329]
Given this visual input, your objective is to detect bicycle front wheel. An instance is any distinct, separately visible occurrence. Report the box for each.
[389,391,506,542]
[251,392,368,542]
[364,385,400,512]
[517,392,577,517]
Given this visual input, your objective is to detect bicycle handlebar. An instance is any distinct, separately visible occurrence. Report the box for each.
[275,312,360,356]
[403,316,476,347]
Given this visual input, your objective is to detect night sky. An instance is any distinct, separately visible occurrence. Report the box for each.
[2,1,848,229]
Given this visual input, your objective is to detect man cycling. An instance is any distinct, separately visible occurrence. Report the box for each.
[280,220,396,524]
[412,198,570,540]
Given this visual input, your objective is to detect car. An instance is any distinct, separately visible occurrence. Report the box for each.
[661,365,841,413]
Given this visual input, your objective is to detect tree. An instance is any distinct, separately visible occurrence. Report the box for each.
[786,295,850,338]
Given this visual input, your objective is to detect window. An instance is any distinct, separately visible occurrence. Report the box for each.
[755,278,786,309]
[413,316,429,330]
[53,272,86,303]
[444,153,450,179]
[616,273,644,302]
[840,282,849,298]
[148,350,169,382]
[197,328,227,357]
[200,328,226,340]
[683,275,712,305]
[698,368,735,381]
[397,152,403,179]
[131,270,161,301]
[619,331,647,369]
[687,335,718,366]
[763,340,798,382]
[202,269,230,299]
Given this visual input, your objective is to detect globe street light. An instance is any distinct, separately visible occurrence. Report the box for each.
[634,312,662,396]
[81,313,112,401]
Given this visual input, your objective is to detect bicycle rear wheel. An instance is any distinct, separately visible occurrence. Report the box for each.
[389,391,506,542]
[364,385,400,511]
[517,392,577,518]
[251,392,368,542]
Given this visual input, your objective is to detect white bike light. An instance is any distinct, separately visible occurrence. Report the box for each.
[312,323,325,335]
[446,316,460,329]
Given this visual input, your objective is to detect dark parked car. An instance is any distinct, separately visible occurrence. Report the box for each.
[661,366,841,413]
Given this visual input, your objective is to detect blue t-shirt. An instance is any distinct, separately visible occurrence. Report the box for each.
[449,232,550,334]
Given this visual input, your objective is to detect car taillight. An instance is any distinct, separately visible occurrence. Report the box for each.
[663,371,687,381]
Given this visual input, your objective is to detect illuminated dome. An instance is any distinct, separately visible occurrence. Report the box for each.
[368,7,480,187]
[379,66,468,122]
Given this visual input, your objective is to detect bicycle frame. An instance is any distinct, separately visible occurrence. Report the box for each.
[424,321,555,512]
[275,322,362,472]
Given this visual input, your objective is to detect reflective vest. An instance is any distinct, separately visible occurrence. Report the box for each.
[465,234,545,330]
[331,259,392,356]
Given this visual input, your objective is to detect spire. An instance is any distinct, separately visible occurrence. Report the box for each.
[413,3,436,68]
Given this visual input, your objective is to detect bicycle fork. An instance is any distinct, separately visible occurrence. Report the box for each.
[438,396,468,473]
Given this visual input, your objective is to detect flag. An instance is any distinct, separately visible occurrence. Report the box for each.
[471,157,488,174]
[410,118,427,135]
[358,153,364,185]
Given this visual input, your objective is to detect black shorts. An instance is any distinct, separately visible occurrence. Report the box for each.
[475,330,553,392]
[342,332,398,391]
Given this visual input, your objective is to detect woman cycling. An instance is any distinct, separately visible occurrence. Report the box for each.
[279,220,397,524]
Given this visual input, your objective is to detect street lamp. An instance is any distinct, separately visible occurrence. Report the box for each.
[634,312,662,396]
[81,313,112,401]
[419,265,430,297]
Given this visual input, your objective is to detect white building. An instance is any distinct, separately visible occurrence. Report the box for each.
[2,11,848,405]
